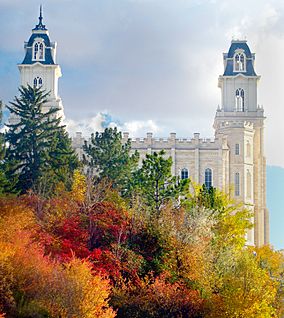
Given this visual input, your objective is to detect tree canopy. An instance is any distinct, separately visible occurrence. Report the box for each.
[4,85,79,195]
[83,127,139,192]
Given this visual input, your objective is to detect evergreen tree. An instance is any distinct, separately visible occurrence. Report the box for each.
[5,85,79,195]
[83,127,139,192]
[130,150,189,212]
[0,100,9,194]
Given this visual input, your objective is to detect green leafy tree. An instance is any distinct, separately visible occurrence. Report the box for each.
[83,127,139,192]
[130,150,189,212]
[5,85,79,195]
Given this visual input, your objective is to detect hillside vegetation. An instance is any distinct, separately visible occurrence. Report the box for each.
[0,87,283,318]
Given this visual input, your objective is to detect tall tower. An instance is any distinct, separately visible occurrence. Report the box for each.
[17,7,64,117]
[214,40,269,246]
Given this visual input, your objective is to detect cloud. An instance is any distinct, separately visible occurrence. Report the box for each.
[64,111,161,139]
[1,0,284,167]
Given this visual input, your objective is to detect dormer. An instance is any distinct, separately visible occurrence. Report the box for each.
[233,49,246,72]
[222,40,257,77]
[32,38,45,62]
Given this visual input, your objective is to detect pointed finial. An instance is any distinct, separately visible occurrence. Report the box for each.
[39,5,43,24]
[33,5,47,31]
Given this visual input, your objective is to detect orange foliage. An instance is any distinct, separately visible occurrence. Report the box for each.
[113,272,204,317]
[0,197,116,318]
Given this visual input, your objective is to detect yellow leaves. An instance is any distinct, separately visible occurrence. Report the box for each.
[68,259,115,318]
[0,197,36,242]
[39,258,115,318]
[208,250,278,318]
[71,169,87,203]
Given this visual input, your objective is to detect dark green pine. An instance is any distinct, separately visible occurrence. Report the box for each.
[5,85,79,195]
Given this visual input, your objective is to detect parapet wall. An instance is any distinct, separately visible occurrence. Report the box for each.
[123,132,225,150]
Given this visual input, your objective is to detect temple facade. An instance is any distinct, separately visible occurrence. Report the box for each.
[121,40,269,247]
[17,10,268,247]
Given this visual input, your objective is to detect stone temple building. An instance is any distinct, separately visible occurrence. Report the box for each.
[18,10,269,247]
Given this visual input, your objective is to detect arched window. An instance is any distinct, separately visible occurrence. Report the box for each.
[33,77,43,88]
[235,88,244,111]
[246,141,251,158]
[205,168,212,189]
[234,52,246,72]
[34,43,39,60]
[235,172,240,196]
[33,41,45,61]
[181,168,189,180]
[39,43,44,59]
[247,170,252,199]
[235,143,240,155]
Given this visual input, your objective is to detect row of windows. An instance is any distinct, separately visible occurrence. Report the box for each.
[234,171,252,198]
[180,168,252,198]
[180,168,213,189]
[235,142,251,157]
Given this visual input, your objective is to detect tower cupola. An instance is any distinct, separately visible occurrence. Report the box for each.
[18,7,64,117]
[223,40,257,77]
[21,6,57,65]
[217,40,260,113]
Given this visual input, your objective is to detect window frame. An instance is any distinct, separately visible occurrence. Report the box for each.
[235,172,240,196]
[246,170,252,199]
[32,40,45,61]
[205,168,213,189]
[235,143,240,155]
[234,52,246,72]
[181,168,189,180]
[33,77,43,88]
[235,88,245,111]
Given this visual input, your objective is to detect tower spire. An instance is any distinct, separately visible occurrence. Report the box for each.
[33,5,47,31]
[39,5,43,24]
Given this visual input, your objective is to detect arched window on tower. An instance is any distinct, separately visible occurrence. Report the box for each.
[34,43,38,60]
[235,172,240,196]
[33,77,43,88]
[181,168,189,180]
[205,168,212,189]
[39,43,44,59]
[234,52,246,72]
[235,88,244,111]
[33,41,45,61]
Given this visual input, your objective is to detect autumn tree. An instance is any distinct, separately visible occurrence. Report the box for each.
[0,197,116,318]
[5,85,79,195]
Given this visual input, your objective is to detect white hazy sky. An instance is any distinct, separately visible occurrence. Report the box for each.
[0,0,284,167]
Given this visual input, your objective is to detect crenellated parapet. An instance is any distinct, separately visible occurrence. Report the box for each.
[123,132,227,151]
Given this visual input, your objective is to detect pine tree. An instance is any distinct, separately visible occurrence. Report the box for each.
[83,127,139,192]
[0,100,9,194]
[130,150,189,212]
[5,85,79,195]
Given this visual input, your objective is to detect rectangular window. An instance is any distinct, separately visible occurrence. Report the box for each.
[235,143,240,155]
[235,172,240,196]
